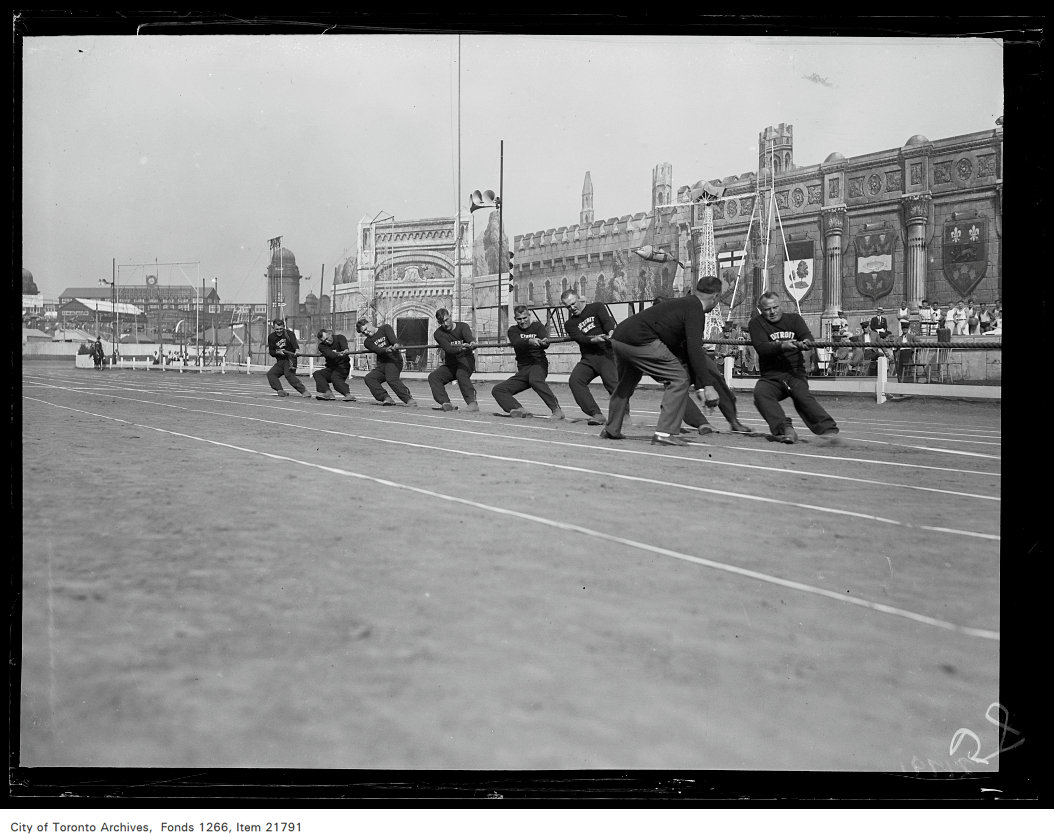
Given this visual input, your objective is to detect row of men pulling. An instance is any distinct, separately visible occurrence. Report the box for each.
[265,276,839,447]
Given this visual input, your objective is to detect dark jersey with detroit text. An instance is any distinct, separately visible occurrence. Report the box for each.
[748,311,812,376]
[433,321,476,372]
[565,302,615,357]
[267,329,300,360]
[507,321,550,368]
[363,324,400,363]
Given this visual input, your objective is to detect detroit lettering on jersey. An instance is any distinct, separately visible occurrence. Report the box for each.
[516,331,538,341]
[372,334,391,350]
[275,337,289,350]
[768,330,797,342]
[576,315,601,335]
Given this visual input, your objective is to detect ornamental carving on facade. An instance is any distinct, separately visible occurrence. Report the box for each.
[977,154,996,177]
[726,199,737,218]
[901,193,932,221]
[934,161,952,184]
[848,177,863,198]
[807,184,822,205]
[822,205,846,234]
[740,196,754,215]
[775,191,789,209]
[956,157,974,180]
[910,163,923,185]
[792,188,805,208]
[712,203,724,220]
[867,173,882,195]
[829,178,840,199]
[885,170,902,192]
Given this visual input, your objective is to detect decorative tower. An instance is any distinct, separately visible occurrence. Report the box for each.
[580,171,594,226]
[652,162,673,211]
[759,123,794,176]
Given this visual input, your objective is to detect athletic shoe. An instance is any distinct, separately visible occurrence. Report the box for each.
[441,402,456,411]
[341,395,357,402]
[774,425,799,443]
[599,428,625,440]
[405,399,419,407]
[586,414,605,426]
[729,422,752,433]
[652,433,689,447]
[696,425,715,435]
[381,399,396,406]
[550,407,566,420]
[464,402,480,412]
[276,390,290,397]
[818,427,840,436]
[316,394,336,401]
[300,390,312,398]
[508,408,527,418]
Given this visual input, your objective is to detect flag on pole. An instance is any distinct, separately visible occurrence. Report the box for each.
[718,249,746,271]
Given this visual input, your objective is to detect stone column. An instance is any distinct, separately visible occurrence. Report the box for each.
[821,205,846,317]
[901,193,932,312]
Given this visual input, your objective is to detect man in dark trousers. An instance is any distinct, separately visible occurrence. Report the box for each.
[561,288,618,425]
[601,275,724,447]
[749,291,839,443]
[427,308,479,411]
[357,317,418,406]
[266,319,310,398]
[313,327,357,401]
[492,305,565,419]
[658,294,753,437]
[89,338,105,369]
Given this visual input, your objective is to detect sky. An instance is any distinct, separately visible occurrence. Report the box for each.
[21,32,1007,304]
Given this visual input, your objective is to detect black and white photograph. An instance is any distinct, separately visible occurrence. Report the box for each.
[14,13,1044,808]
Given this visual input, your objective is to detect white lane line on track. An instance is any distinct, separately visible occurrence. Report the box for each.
[23,395,1000,643]
[41,374,1004,447]
[834,431,1001,446]
[845,437,999,459]
[41,375,1003,477]
[25,387,1001,535]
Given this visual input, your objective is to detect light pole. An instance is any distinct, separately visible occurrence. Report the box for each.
[469,145,504,339]
[211,277,219,364]
[98,277,117,359]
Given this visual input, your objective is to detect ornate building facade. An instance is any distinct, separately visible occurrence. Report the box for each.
[513,120,1003,340]
[331,214,474,369]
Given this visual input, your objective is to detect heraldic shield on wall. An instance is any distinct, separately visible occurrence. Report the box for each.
[782,240,815,305]
[854,231,895,302]
[942,217,988,298]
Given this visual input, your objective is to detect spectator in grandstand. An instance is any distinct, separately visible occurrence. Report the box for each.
[977,303,993,333]
[313,327,356,402]
[869,307,890,339]
[356,317,417,406]
[739,325,758,375]
[918,298,934,336]
[894,321,915,381]
[897,303,910,331]
[748,291,839,444]
[937,318,953,344]
[951,300,969,335]
[492,306,565,419]
[427,308,479,412]
[831,309,849,335]
[266,319,310,398]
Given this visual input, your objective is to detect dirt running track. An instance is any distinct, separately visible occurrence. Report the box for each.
[19,364,1001,772]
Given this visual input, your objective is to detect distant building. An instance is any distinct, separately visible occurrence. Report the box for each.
[513,120,1003,340]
